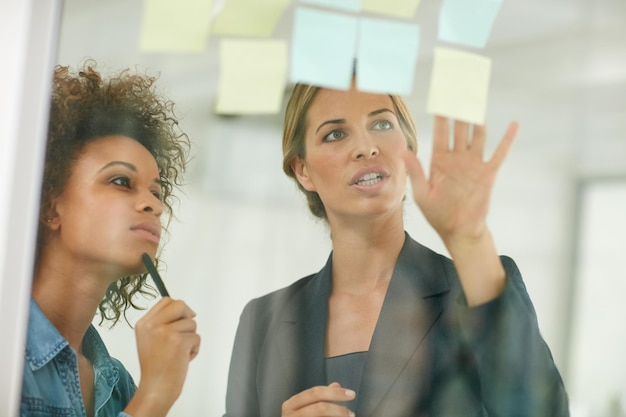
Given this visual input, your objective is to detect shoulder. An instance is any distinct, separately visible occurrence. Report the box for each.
[241,273,317,323]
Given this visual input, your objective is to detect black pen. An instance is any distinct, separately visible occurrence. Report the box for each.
[142,252,170,297]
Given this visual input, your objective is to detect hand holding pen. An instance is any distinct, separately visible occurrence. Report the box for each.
[124,254,201,416]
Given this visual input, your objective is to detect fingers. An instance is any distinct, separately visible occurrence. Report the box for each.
[433,115,450,154]
[282,384,356,417]
[433,116,517,166]
[453,120,469,152]
[404,149,427,200]
[141,297,196,325]
[488,121,518,170]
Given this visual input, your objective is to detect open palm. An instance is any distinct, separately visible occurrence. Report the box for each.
[405,116,518,243]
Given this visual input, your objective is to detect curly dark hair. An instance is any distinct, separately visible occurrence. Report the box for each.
[37,59,190,326]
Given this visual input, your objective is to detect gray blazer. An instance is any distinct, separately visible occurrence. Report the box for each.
[224,233,569,417]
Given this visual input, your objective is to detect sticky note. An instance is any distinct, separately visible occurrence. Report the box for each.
[139,0,213,53]
[426,46,492,125]
[290,7,358,90]
[300,0,361,12]
[215,39,288,114]
[362,0,421,19]
[438,0,503,48]
[211,0,290,37]
[356,18,420,95]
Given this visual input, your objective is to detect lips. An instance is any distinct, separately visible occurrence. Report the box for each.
[351,167,388,186]
[131,222,161,243]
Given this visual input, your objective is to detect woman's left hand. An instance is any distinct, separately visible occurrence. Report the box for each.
[404,115,518,245]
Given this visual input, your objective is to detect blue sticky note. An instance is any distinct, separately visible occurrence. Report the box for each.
[290,7,358,90]
[438,0,503,49]
[356,18,420,95]
[300,0,361,12]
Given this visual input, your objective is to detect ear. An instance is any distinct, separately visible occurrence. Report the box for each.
[291,157,316,192]
[41,200,61,231]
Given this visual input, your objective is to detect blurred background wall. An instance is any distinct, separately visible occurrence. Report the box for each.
[2,0,625,416]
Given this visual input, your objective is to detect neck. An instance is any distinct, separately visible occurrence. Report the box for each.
[32,249,114,353]
[327,211,406,294]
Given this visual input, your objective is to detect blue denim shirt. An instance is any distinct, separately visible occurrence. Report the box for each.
[21,299,136,417]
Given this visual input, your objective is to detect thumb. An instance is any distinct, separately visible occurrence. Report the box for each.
[404,149,427,204]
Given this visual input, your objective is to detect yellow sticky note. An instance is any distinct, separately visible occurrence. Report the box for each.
[426,46,492,125]
[362,0,422,18]
[211,0,290,37]
[139,0,213,53]
[215,39,288,114]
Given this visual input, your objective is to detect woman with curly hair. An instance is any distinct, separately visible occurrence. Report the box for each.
[20,60,201,417]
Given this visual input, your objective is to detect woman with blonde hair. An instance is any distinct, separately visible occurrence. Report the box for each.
[224,79,569,417]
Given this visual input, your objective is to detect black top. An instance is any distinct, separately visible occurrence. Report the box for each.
[325,351,368,411]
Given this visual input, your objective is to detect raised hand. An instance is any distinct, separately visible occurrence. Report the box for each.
[125,297,201,417]
[405,116,519,306]
[282,382,356,417]
[405,116,518,244]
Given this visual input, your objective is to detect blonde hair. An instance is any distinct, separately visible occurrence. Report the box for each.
[282,83,417,219]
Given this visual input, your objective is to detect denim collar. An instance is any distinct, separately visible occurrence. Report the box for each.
[25,299,120,387]
[25,299,69,371]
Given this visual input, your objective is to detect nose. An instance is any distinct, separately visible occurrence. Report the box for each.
[137,190,163,217]
[352,132,380,160]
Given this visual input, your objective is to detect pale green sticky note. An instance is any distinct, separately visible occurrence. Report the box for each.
[300,0,361,12]
[139,0,213,53]
[215,39,288,114]
[426,46,492,125]
[211,0,290,37]
[438,0,503,48]
[356,18,420,95]
[290,7,358,90]
[362,0,421,18]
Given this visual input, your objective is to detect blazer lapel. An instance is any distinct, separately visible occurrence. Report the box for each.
[356,234,450,417]
[273,255,333,392]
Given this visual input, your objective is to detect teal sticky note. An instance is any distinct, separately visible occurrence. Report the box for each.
[356,18,420,95]
[438,0,503,49]
[300,0,361,12]
[290,7,358,90]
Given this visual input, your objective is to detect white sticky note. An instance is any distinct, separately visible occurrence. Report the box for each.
[362,0,421,18]
[290,7,358,90]
[215,39,288,114]
[139,0,213,53]
[356,18,420,95]
[426,46,492,125]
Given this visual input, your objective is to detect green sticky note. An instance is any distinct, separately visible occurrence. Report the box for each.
[211,0,290,37]
[139,0,213,53]
[426,46,492,125]
[362,0,421,18]
[215,39,288,114]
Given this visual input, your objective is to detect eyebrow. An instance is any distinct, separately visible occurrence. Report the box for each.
[98,161,162,186]
[315,108,396,133]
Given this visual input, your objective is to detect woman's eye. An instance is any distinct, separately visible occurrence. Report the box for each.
[372,120,393,131]
[323,129,345,142]
[111,176,131,188]
[152,190,162,200]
